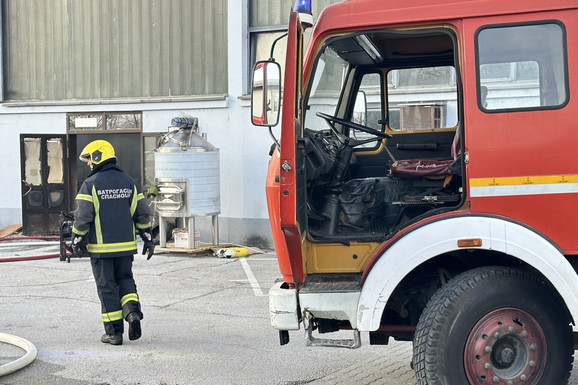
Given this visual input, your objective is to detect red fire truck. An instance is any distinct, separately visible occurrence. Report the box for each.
[251,0,578,383]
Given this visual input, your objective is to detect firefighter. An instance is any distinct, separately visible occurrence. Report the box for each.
[71,140,154,345]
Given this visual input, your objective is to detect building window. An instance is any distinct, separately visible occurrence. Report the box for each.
[250,30,288,94]
[249,0,341,29]
[2,0,227,102]
[248,0,340,93]
[67,112,142,133]
[476,21,568,111]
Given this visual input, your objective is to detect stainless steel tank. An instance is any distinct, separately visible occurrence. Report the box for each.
[154,117,220,248]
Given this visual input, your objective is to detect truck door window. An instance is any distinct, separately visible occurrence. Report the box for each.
[476,22,568,111]
[387,66,458,131]
[349,72,384,148]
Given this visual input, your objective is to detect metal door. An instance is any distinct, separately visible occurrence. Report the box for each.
[20,135,68,235]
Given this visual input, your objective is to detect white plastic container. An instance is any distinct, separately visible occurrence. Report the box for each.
[173,229,200,249]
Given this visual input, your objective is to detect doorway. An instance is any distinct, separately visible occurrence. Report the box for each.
[20,135,68,235]
[73,133,142,193]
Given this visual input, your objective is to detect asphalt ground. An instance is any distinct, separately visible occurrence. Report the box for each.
[0,238,577,385]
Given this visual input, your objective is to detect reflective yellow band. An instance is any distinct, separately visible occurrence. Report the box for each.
[92,186,103,244]
[135,222,151,229]
[72,226,89,236]
[87,240,137,254]
[76,193,93,203]
[102,310,123,323]
[130,186,138,216]
[121,293,139,307]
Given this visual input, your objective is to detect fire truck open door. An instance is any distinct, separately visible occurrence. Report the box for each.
[278,10,307,283]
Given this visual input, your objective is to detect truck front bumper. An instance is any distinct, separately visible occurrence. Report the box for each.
[269,281,300,330]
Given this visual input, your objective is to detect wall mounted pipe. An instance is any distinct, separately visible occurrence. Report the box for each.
[0,332,37,377]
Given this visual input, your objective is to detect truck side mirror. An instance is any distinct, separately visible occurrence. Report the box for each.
[251,61,281,127]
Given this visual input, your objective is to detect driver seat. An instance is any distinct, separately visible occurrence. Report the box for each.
[390,128,462,179]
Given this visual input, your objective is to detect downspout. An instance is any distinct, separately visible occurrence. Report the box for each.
[0,1,4,103]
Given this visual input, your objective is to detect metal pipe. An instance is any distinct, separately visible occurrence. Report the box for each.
[212,215,219,245]
[159,217,167,248]
[188,217,196,249]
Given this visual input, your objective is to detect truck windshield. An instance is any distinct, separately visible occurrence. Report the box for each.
[305,45,349,131]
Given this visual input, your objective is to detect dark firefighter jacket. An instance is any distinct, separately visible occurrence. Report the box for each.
[72,161,151,258]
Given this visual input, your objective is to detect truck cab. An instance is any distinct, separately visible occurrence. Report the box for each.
[252,1,578,383]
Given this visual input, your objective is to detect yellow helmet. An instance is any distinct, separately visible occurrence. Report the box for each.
[79,140,116,167]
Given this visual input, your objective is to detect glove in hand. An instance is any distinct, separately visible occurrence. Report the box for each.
[139,229,155,260]
[71,235,89,258]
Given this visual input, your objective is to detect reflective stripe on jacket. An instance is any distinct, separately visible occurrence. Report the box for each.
[72,162,151,258]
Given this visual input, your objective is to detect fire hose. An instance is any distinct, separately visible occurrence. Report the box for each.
[0,236,57,373]
[0,253,61,263]
[0,333,37,376]
[0,236,67,263]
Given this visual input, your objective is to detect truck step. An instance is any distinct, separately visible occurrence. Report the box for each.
[304,315,361,349]
[299,274,361,293]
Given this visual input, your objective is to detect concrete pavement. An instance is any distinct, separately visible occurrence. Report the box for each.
[0,238,577,385]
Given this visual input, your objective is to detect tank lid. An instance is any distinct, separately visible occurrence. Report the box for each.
[157,117,217,152]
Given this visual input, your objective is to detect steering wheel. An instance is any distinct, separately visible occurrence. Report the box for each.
[316,111,392,146]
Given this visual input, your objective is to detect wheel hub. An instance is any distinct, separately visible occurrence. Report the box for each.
[495,345,515,367]
[464,308,546,384]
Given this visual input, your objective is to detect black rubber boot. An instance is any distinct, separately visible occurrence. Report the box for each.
[101,333,123,345]
[127,312,142,341]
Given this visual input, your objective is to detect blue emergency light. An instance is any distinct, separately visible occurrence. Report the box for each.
[294,0,312,15]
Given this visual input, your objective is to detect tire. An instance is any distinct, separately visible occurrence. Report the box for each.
[413,266,573,385]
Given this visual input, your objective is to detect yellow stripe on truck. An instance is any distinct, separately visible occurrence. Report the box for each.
[470,174,578,197]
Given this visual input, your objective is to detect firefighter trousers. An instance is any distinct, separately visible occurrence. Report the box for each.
[90,255,142,336]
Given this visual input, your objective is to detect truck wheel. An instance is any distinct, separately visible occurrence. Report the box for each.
[413,266,573,385]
